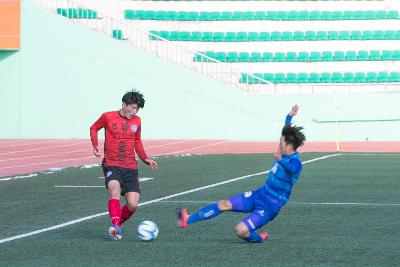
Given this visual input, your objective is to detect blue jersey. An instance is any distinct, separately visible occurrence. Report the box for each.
[263,114,302,204]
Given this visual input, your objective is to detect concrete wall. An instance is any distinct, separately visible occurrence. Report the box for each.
[0,2,399,141]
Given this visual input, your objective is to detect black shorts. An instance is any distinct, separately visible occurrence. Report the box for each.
[102,166,140,195]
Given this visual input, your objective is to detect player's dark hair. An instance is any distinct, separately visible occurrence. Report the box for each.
[282,124,306,151]
[122,89,145,108]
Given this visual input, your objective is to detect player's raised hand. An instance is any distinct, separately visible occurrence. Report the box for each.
[289,105,299,117]
[274,149,282,161]
[93,147,101,157]
[145,158,158,170]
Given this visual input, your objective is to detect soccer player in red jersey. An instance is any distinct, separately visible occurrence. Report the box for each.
[90,90,158,240]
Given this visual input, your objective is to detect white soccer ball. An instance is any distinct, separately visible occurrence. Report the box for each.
[136,220,159,241]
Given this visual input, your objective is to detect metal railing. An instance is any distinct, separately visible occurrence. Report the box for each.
[27,0,400,94]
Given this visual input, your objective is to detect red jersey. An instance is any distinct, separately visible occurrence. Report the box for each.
[90,111,149,170]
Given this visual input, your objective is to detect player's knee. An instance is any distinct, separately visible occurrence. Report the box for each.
[126,201,138,211]
[217,199,232,211]
[235,223,249,237]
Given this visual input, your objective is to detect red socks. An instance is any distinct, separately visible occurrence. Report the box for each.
[108,199,121,226]
[121,204,136,225]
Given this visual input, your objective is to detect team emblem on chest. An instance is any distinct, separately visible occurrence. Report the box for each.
[131,124,138,133]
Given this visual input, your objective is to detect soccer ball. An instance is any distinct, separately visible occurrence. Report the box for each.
[136,220,159,241]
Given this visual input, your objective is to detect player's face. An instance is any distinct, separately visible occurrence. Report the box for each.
[122,103,139,119]
[279,136,293,155]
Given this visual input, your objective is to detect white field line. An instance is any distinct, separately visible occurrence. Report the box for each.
[0,153,340,244]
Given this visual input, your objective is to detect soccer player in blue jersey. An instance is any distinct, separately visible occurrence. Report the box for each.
[176,105,305,243]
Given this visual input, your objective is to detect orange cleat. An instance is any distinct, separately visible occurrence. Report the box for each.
[176,205,189,228]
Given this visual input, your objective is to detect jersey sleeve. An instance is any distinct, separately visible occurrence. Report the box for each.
[134,123,149,164]
[285,114,293,125]
[90,113,106,149]
[279,158,302,174]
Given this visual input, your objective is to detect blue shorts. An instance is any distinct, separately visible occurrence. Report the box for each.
[228,187,284,231]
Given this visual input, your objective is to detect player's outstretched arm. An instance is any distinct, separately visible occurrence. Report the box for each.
[289,104,299,117]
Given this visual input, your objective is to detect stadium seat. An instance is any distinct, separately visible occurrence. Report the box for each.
[286,52,298,62]
[221,11,233,20]
[294,31,305,41]
[210,11,221,21]
[376,10,388,19]
[274,73,286,83]
[305,31,317,41]
[251,52,262,62]
[390,72,400,82]
[254,11,266,20]
[271,31,282,41]
[148,31,159,40]
[310,11,321,20]
[298,52,310,62]
[204,51,216,62]
[322,51,333,61]
[239,52,250,62]
[288,11,299,21]
[248,32,259,41]
[227,52,239,62]
[354,11,366,20]
[369,50,381,61]
[214,32,225,42]
[298,73,309,83]
[203,32,214,42]
[287,73,298,83]
[225,32,237,42]
[334,51,346,61]
[113,29,123,40]
[199,11,211,21]
[393,50,400,60]
[155,11,167,20]
[166,11,177,20]
[274,52,286,62]
[179,31,191,41]
[355,72,367,83]
[328,31,339,40]
[282,31,293,41]
[259,32,271,41]
[367,72,379,82]
[384,30,396,40]
[378,72,390,82]
[309,73,321,83]
[276,11,288,21]
[388,10,399,19]
[187,11,199,21]
[345,51,357,61]
[253,73,264,84]
[316,31,328,40]
[351,30,362,40]
[365,10,377,20]
[321,11,332,20]
[343,11,355,20]
[343,72,355,83]
[191,31,202,41]
[362,31,374,40]
[320,73,332,83]
[170,31,180,41]
[332,72,344,83]
[159,30,170,40]
[266,11,277,20]
[144,10,156,20]
[358,50,369,61]
[237,32,248,42]
[373,30,385,40]
[381,50,393,61]
[263,73,274,83]
[262,52,273,62]
[215,52,227,62]
[310,52,322,62]
[339,31,351,40]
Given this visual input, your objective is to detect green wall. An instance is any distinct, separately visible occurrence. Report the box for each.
[0,2,399,141]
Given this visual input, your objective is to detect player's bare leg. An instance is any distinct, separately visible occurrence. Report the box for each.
[121,192,140,225]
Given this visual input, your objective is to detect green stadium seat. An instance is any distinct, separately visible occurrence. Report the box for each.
[320,73,332,83]
[397,30,400,39]
[241,73,248,83]
[254,11,266,20]
[170,31,180,41]
[243,11,255,20]
[355,72,367,83]
[221,11,233,20]
[384,30,396,40]
[210,11,221,21]
[345,51,357,61]
[203,32,214,42]
[298,52,310,62]
[204,51,216,62]
[365,10,377,20]
[253,73,264,84]
[271,31,282,41]
[67,8,78,18]
[378,72,390,82]
[263,73,274,83]
[294,31,305,41]
[179,31,191,41]
[287,73,298,83]
[135,10,146,20]
[328,31,339,40]
[354,11,366,20]
[362,31,374,40]
[259,32,271,41]
[332,11,343,20]
[305,31,317,41]
[266,11,277,20]
[177,11,188,20]
[77,8,97,19]
[393,50,400,60]
[187,11,199,21]
[248,32,259,41]
[57,8,67,17]
[373,30,385,40]
[155,11,167,20]
[227,52,239,62]
[262,52,273,62]
[144,10,156,20]
[276,11,288,21]
[225,32,237,42]
[310,52,322,62]
[339,31,351,40]
[214,32,225,42]
[239,52,250,62]
[191,31,202,41]
[321,11,332,20]
[298,73,309,83]
[369,50,381,61]
[194,52,203,62]
[343,11,355,20]
[376,10,388,19]
[298,11,309,21]
[215,52,227,62]
[322,51,333,61]
[309,73,321,83]
[274,52,286,62]
[166,11,177,20]
[199,12,211,21]
[317,31,328,40]
[232,11,243,20]
[334,51,346,61]
[251,52,262,62]
[343,72,355,83]
[390,72,400,82]
[282,31,293,41]
[274,73,286,83]
[310,11,321,20]
[332,72,344,83]
[381,50,393,60]
[113,29,123,40]
[286,52,298,62]
[159,31,170,40]
[367,72,379,82]
[237,32,248,42]
[357,50,369,61]
[288,11,298,21]
[388,10,399,19]
[351,30,362,40]
[149,30,159,40]
[124,10,134,19]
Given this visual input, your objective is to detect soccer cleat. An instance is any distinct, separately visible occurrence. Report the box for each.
[176,205,189,228]
[260,232,269,242]
[108,224,122,240]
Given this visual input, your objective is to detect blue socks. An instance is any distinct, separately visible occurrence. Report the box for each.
[243,231,263,243]
[187,203,222,224]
